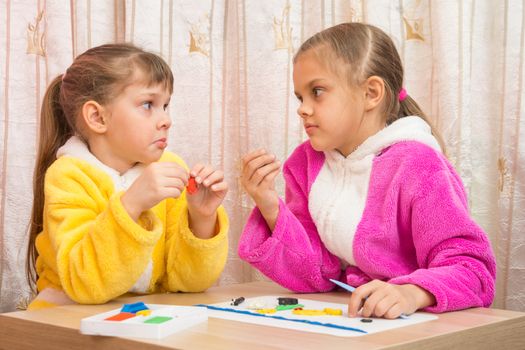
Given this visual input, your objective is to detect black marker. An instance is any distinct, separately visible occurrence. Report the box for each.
[231,297,245,306]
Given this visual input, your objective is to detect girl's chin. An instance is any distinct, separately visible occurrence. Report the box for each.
[308,139,329,152]
[141,153,163,165]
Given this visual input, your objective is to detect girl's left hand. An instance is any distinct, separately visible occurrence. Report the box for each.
[347,280,435,319]
[186,163,228,218]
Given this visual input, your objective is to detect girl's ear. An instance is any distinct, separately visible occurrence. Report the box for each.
[364,76,385,111]
[82,100,107,134]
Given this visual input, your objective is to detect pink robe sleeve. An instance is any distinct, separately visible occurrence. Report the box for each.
[388,167,496,312]
[238,157,341,292]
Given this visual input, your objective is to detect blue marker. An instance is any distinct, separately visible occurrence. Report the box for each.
[329,279,409,319]
[329,278,356,292]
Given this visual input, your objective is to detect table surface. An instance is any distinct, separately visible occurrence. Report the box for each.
[1,281,525,350]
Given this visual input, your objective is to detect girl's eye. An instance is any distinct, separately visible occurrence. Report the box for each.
[295,95,303,102]
[163,103,169,111]
[142,101,152,110]
[313,88,323,97]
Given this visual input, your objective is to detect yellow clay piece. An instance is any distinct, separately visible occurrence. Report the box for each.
[256,308,277,314]
[323,308,343,315]
[136,309,152,316]
[292,308,343,316]
[292,309,327,316]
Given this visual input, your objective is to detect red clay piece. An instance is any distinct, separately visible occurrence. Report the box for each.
[187,176,198,194]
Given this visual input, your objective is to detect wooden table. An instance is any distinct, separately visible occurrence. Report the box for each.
[1,281,524,349]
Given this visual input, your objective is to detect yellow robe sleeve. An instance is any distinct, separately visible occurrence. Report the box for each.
[159,153,229,292]
[37,157,163,304]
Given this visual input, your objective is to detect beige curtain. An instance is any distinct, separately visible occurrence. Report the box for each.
[1,0,523,313]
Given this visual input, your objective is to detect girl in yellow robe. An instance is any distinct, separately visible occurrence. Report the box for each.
[27,43,229,309]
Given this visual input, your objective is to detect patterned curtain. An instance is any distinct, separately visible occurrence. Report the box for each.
[1,0,523,312]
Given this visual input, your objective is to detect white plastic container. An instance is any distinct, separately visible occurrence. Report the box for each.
[80,304,208,339]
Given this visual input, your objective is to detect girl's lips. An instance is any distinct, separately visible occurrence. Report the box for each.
[304,125,317,135]
[155,139,167,149]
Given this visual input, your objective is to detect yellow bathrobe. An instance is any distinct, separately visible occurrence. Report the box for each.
[29,147,228,309]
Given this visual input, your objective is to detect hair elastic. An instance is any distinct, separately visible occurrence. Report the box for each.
[398,88,408,102]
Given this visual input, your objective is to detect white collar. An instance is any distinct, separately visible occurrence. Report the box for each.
[325,116,441,164]
[56,136,145,190]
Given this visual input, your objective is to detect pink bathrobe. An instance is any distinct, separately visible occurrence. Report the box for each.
[238,123,496,313]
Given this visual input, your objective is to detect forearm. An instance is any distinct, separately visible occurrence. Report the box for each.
[120,191,143,222]
[188,208,219,239]
[258,203,279,231]
[253,196,280,231]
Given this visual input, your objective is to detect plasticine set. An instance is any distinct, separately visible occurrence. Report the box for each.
[80,302,207,339]
[80,296,438,339]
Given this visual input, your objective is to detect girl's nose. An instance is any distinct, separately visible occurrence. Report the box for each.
[297,102,312,119]
[158,112,172,129]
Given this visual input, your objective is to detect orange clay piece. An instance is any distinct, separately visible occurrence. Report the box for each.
[187,176,198,194]
[104,312,135,321]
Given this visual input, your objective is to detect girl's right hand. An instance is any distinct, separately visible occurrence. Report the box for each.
[121,162,189,221]
[241,149,281,230]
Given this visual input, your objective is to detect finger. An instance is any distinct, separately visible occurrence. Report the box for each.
[249,161,280,186]
[159,187,183,199]
[201,169,224,187]
[347,282,377,317]
[263,167,281,184]
[159,161,188,173]
[244,154,277,181]
[162,165,189,183]
[190,163,206,177]
[163,177,187,191]
[242,149,268,166]
[252,166,280,189]
[193,165,215,184]
[347,293,367,317]
[383,303,403,319]
[361,288,389,318]
[372,295,398,318]
[210,181,228,192]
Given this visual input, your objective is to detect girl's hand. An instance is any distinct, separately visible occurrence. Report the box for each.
[121,162,189,221]
[347,280,436,319]
[241,149,280,230]
[186,163,228,218]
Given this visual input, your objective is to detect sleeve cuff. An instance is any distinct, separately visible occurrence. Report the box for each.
[180,205,229,250]
[110,192,163,246]
[240,199,289,262]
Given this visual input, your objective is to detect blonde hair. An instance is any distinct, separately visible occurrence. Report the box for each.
[27,43,174,292]
[294,22,445,152]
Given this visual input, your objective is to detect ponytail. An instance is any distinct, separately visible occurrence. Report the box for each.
[26,75,73,292]
[395,95,447,154]
[382,85,446,154]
